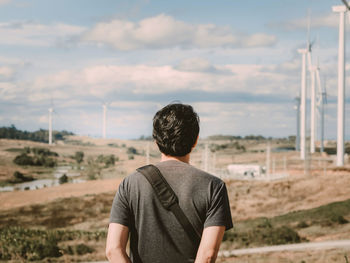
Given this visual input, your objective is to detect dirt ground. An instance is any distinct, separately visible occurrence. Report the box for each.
[1,137,350,262]
[0,177,122,211]
[226,170,350,221]
[218,248,350,263]
[1,136,350,222]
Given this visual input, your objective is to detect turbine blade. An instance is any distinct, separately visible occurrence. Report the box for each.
[342,0,350,10]
[307,9,311,46]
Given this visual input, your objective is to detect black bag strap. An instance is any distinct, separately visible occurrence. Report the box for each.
[137,164,201,247]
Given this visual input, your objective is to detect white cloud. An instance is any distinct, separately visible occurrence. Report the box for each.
[275,13,338,30]
[176,57,214,72]
[0,66,14,79]
[81,14,277,50]
[0,21,85,46]
[0,82,17,100]
[192,102,296,137]
[0,0,11,6]
[22,62,298,103]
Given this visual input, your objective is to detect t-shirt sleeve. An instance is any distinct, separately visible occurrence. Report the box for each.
[109,178,131,227]
[204,181,233,230]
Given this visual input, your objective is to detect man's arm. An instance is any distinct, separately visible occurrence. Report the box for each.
[194,226,225,263]
[106,223,131,263]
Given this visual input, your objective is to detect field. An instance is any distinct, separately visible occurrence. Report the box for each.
[0,136,350,262]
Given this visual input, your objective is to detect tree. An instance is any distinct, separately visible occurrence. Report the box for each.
[74,151,84,164]
[59,174,68,184]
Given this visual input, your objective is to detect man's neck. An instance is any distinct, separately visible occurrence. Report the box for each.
[161,153,190,164]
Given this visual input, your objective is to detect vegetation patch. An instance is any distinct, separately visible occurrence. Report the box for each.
[0,227,105,261]
[9,171,34,183]
[96,154,118,168]
[59,174,68,184]
[223,219,303,248]
[64,140,95,146]
[127,146,138,155]
[0,125,73,143]
[210,141,246,152]
[223,199,350,248]
[13,147,58,167]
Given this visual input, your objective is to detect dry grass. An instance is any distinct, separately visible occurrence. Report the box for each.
[1,137,350,262]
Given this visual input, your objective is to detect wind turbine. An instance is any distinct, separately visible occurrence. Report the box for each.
[48,99,60,145]
[308,58,317,154]
[297,13,312,160]
[297,47,307,160]
[304,13,319,154]
[332,1,348,166]
[317,75,327,154]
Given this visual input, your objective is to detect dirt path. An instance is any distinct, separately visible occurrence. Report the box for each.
[219,239,350,257]
[0,178,122,210]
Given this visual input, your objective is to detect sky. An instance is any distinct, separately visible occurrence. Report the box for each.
[0,0,349,139]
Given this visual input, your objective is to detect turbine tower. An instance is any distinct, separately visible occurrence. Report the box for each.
[305,14,317,154]
[48,107,53,145]
[308,62,317,154]
[333,3,347,166]
[102,103,107,139]
[315,59,325,153]
[297,48,307,160]
[318,78,327,154]
[294,96,301,151]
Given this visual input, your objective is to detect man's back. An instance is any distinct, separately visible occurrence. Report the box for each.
[110,160,233,263]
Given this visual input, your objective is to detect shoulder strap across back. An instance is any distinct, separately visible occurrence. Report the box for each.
[137,164,201,247]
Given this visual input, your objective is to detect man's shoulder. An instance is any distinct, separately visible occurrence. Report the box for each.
[156,160,224,185]
[122,161,224,189]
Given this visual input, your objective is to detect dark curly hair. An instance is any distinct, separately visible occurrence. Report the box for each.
[153,103,200,157]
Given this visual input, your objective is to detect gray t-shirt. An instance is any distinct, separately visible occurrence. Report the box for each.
[110,160,233,263]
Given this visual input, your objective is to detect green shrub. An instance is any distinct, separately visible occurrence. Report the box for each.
[65,243,93,255]
[297,221,309,228]
[330,215,348,225]
[59,174,68,184]
[0,228,61,261]
[33,155,56,167]
[86,157,101,180]
[75,243,94,255]
[268,226,301,245]
[74,151,84,164]
[0,227,106,261]
[11,171,34,183]
[31,147,58,157]
[104,154,116,167]
[127,147,138,155]
[13,149,57,167]
[13,153,34,165]
[223,225,302,247]
[97,154,117,167]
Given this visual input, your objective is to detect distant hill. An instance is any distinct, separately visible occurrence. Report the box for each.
[0,125,74,143]
[207,134,268,141]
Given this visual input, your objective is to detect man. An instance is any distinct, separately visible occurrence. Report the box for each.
[106,103,233,263]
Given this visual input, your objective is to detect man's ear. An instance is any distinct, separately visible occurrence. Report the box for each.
[192,135,199,150]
